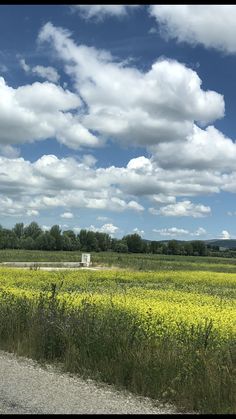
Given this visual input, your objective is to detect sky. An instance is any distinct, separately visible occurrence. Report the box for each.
[1,4,236,241]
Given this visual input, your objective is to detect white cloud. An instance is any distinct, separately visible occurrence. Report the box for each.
[72,5,141,20]
[193,227,206,236]
[36,22,236,202]
[227,211,236,216]
[127,200,144,212]
[81,154,97,167]
[154,200,211,218]
[42,225,50,231]
[153,227,189,236]
[151,194,176,204]
[88,223,119,235]
[0,154,146,216]
[0,145,20,158]
[60,212,74,219]
[148,27,158,35]
[73,228,80,235]
[20,58,60,83]
[38,22,224,150]
[133,227,145,236]
[219,230,231,240]
[100,223,119,234]
[153,226,207,237]
[26,209,39,217]
[32,65,60,83]
[19,58,30,72]
[0,77,99,149]
[0,152,227,218]
[152,125,236,171]
[149,5,236,55]
[127,156,153,172]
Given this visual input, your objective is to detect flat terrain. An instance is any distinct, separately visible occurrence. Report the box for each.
[1,249,236,273]
[0,251,235,414]
[0,350,176,414]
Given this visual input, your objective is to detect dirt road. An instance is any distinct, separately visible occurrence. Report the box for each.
[0,350,177,414]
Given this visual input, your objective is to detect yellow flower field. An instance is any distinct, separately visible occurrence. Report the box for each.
[0,267,235,341]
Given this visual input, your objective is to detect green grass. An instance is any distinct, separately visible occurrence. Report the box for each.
[1,249,236,272]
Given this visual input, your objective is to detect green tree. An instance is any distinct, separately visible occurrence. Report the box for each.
[79,229,88,250]
[86,231,99,251]
[95,232,111,251]
[50,225,62,250]
[113,240,128,253]
[122,233,143,253]
[24,222,42,240]
[13,223,24,239]
[35,232,56,250]
[191,240,207,256]
[20,236,36,250]
[167,240,180,255]
[63,230,81,251]
[184,242,194,256]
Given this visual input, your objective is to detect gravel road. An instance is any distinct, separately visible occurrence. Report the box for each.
[0,350,177,414]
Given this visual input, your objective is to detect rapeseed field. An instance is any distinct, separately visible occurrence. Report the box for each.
[0,267,235,413]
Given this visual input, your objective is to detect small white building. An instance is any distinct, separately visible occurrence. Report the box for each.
[81,253,91,267]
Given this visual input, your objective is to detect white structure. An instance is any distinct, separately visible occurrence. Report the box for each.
[81,253,91,267]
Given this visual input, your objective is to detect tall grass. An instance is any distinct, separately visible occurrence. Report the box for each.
[0,284,235,414]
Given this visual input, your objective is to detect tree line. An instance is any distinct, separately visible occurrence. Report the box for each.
[0,221,216,256]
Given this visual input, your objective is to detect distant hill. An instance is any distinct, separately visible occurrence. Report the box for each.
[144,238,236,249]
[204,239,236,249]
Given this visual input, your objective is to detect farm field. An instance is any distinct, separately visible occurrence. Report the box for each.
[0,260,235,414]
[1,249,236,272]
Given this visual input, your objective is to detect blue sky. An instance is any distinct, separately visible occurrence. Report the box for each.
[1,4,236,240]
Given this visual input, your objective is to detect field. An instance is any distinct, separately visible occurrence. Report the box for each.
[0,251,235,413]
[2,249,236,272]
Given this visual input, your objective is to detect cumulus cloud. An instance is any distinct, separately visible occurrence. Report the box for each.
[38,22,224,150]
[42,225,50,231]
[153,227,189,236]
[88,223,119,235]
[60,212,74,219]
[0,152,228,218]
[119,156,223,197]
[81,154,97,167]
[0,145,20,158]
[72,5,141,20]
[193,227,207,236]
[227,211,236,216]
[133,227,145,236]
[20,58,60,83]
[148,27,158,35]
[152,125,236,171]
[0,154,147,216]
[220,230,231,239]
[152,200,211,218]
[149,5,236,55]
[153,226,207,237]
[0,77,99,149]
[151,194,176,204]
[26,209,39,217]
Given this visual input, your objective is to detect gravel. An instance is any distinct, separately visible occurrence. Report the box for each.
[0,350,177,414]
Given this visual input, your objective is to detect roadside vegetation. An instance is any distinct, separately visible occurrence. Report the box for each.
[0,266,235,414]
